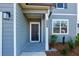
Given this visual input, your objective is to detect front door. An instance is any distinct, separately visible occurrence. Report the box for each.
[30,22,40,42]
[0,12,2,56]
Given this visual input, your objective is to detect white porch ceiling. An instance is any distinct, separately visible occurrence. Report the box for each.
[20,3,53,10]
[20,3,53,19]
[24,13,44,19]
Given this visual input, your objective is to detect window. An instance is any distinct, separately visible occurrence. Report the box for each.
[30,22,40,43]
[78,23,79,28]
[52,19,69,35]
[53,21,60,33]
[56,3,67,9]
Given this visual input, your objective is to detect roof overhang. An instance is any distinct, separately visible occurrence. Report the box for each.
[20,3,53,10]
[19,3,53,19]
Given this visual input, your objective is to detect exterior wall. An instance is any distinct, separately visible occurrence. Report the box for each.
[48,15,77,42]
[23,18,45,52]
[0,3,14,56]
[16,3,77,53]
[16,4,29,55]
[16,4,46,55]
[52,3,77,14]
[48,3,77,42]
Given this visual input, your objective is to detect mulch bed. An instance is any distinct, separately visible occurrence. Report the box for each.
[46,43,79,56]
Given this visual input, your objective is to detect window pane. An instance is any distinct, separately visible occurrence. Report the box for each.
[61,21,67,33]
[57,3,63,8]
[77,24,79,27]
[31,24,39,41]
[64,3,67,8]
[53,21,60,33]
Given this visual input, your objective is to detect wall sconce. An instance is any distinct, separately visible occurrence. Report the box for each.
[3,12,11,20]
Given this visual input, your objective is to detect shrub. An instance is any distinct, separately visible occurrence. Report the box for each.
[67,38,75,50]
[62,36,65,44]
[76,33,79,42]
[60,48,69,56]
[49,35,58,45]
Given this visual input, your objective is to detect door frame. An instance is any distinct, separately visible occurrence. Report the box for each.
[30,22,40,43]
[0,12,2,56]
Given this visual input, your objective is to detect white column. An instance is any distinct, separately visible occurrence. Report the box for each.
[0,12,2,56]
[45,13,49,51]
[14,3,16,56]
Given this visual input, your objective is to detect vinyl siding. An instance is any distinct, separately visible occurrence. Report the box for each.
[0,3,14,56]
[23,18,45,52]
[48,15,77,42]
[16,4,29,56]
[51,3,77,14]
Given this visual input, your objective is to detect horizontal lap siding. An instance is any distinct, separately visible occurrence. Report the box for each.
[0,3,14,56]
[23,19,45,52]
[48,3,77,42]
[49,15,77,42]
[16,4,29,56]
[51,3,77,14]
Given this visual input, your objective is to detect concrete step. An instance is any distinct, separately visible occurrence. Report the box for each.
[20,52,46,56]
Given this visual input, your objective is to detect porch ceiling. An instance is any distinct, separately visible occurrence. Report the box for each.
[24,13,44,19]
[20,3,53,19]
[20,3,53,10]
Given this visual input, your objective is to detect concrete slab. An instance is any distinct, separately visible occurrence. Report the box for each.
[20,52,46,56]
[49,48,58,51]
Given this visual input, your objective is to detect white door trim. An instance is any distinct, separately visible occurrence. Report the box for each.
[30,22,40,43]
[0,12,2,56]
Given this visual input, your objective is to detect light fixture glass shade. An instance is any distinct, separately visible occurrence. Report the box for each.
[3,12,10,20]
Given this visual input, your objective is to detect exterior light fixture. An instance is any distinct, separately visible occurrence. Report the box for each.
[3,12,11,20]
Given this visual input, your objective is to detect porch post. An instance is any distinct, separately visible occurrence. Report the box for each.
[45,13,49,51]
[14,3,16,56]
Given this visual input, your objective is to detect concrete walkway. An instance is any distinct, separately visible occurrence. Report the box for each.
[20,52,46,56]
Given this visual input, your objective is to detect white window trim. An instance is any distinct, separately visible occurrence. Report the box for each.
[56,3,65,9]
[30,22,40,43]
[52,19,69,35]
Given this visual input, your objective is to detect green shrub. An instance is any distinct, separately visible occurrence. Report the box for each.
[60,48,69,55]
[76,33,79,42]
[49,35,58,45]
[67,38,75,50]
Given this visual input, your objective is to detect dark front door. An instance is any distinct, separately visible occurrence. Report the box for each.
[30,22,40,42]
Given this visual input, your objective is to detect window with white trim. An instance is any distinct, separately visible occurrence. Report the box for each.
[56,3,67,9]
[52,19,69,35]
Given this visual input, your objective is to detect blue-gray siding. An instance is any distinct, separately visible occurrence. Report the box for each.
[0,3,14,56]
[23,19,45,52]
[48,3,77,42]
[16,3,77,55]
[16,4,46,55]
[51,3,77,14]
[16,4,29,56]
[48,15,77,42]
